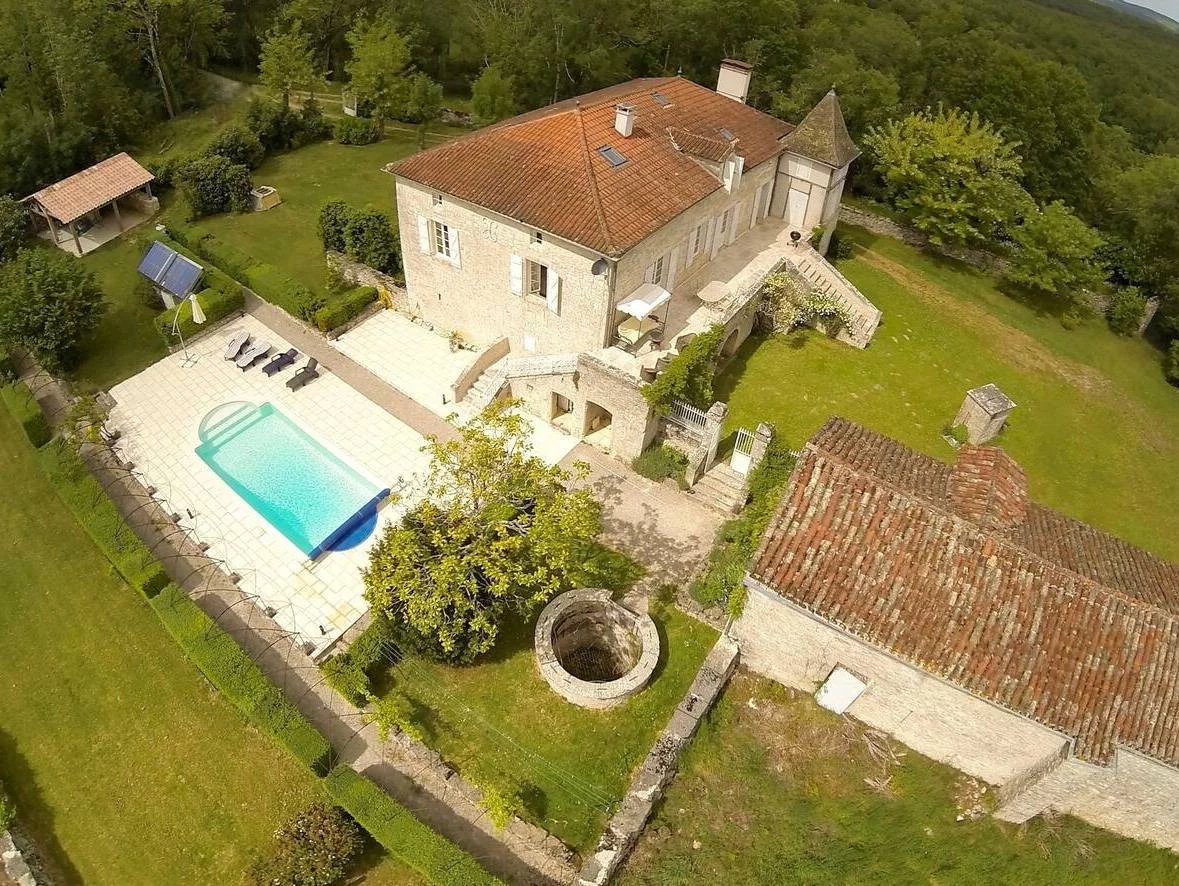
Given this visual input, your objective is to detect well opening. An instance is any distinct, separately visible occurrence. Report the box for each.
[552,604,642,682]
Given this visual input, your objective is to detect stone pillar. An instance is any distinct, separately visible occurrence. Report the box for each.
[953,384,1016,445]
[111,199,124,231]
[748,422,774,471]
[686,401,727,487]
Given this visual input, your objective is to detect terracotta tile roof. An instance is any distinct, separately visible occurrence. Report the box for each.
[751,418,1179,767]
[666,127,734,162]
[388,77,792,256]
[26,153,154,224]
[779,89,860,169]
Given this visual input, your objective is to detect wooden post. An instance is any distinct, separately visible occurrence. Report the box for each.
[45,212,60,244]
[111,199,124,231]
[144,182,153,199]
[71,224,82,256]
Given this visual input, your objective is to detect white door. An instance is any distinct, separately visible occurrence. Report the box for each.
[787,187,810,229]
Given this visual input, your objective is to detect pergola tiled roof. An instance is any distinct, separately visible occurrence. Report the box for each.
[751,418,1179,767]
[388,77,793,257]
[25,153,154,225]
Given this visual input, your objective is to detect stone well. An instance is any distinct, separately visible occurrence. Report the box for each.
[534,589,660,710]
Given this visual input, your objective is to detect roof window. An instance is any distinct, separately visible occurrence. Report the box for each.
[719,127,735,141]
[598,145,628,167]
[651,91,671,107]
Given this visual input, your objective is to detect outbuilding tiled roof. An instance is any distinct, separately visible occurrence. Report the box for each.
[779,89,860,169]
[751,418,1179,767]
[388,77,792,257]
[26,153,154,224]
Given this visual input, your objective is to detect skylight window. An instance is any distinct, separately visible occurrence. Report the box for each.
[719,127,735,141]
[598,145,627,167]
[651,91,670,107]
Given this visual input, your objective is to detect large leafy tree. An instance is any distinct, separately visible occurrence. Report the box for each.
[344,15,413,131]
[471,65,518,125]
[0,197,28,264]
[865,107,1031,247]
[1006,202,1105,307]
[363,401,601,663]
[0,250,105,370]
[774,51,900,136]
[1107,156,1179,294]
[258,21,318,109]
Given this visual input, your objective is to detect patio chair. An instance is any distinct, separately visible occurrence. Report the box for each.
[236,340,272,370]
[286,357,320,391]
[262,348,298,376]
[223,330,250,360]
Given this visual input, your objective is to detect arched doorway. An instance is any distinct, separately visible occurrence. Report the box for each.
[583,401,613,452]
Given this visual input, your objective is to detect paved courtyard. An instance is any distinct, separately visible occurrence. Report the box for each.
[109,313,432,656]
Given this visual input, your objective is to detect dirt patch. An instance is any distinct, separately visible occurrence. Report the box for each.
[857,248,1111,395]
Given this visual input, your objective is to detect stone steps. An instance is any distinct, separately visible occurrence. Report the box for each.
[791,247,882,347]
[465,353,580,409]
[691,463,748,514]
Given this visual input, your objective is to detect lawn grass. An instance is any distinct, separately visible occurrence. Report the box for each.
[373,601,717,853]
[717,226,1179,563]
[620,673,1179,885]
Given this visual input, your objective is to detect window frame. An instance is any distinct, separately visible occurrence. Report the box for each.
[689,222,708,260]
[432,220,452,259]
[432,193,443,207]
[650,254,666,286]
[527,259,549,299]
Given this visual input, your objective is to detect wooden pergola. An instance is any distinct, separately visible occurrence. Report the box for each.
[23,153,155,256]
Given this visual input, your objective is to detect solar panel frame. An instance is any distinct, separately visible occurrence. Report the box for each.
[597,145,628,167]
[160,254,204,298]
[137,241,175,284]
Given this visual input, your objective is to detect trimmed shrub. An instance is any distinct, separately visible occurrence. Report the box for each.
[176,155,252,217]
[344,210,399,274]
[1166,340,1179,386]
[315,286,377,334]
[36,441,169,597]
[170,226,254,279]
[242,263,322,321]
[324,766,500,885]
[1106,286,1148,336]
[318,201,351,253]
[246,803,363,886]
[2,382,51,447]
[334,115,382,146]
[152,584,333,774]
[206,124,265,170]
[145,153,194,190]
[296,99,333,146]
[321,613,396,705]
[247,99,304,153]
[631,443,688,487]
[154,286,244,344]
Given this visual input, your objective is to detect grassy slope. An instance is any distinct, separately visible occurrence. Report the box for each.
[718,227,1179,562]
[375,606,717,852]
[620,674,1179,885]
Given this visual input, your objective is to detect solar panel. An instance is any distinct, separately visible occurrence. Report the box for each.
[598,145,627,167]
[160,254,204,298]
[719,127,735,141]
[137,241,174,284]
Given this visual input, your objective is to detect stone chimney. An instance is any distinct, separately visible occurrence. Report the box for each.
[716,59,752,104]
[947,446,1028,533]
[614,103,635,137]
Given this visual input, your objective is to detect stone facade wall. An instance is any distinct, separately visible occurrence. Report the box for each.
[396,179,615,355]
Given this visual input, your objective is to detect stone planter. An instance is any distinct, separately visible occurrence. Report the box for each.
[534,589,659,710]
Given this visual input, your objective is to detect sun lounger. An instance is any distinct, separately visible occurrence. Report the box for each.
[223,330,250,360]
[236,340,272,369]
[286,357,320,391]
[262,348,298,376]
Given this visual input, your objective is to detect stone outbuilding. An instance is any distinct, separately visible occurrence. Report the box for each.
[737,417,1179,852]
[953,383,1016,444]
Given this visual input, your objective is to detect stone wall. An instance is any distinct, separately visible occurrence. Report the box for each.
[576,635,740,885]
[326,250,407,302]
[1,830,40,886]
[840,204,1009,274]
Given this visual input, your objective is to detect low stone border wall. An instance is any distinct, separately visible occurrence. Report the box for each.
[2,829,41,886]
[841,204,1009,274]
[576,634,740,885]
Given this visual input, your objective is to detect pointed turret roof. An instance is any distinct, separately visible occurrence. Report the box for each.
[780,89,860,169]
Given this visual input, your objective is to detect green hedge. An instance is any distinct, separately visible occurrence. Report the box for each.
[170,224,255,278]
[241,262,322,321]
[152,584,333,775]
[321,612,395,705]
[154,285,245,344]
[1,383,51,448]
[324,766,500,885]
[36,441,169,597]
[334,116,382,146]
[315,286,377,333]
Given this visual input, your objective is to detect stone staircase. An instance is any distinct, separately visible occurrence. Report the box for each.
[691,463,748,515]
[465,353,580,409]
[790,246,882,348]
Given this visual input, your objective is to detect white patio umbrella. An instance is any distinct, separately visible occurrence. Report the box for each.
[172,290,206,366]
[189,291,206,325]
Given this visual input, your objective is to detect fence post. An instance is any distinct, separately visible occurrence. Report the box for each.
[686,401,727,487]
[747,422,774,472]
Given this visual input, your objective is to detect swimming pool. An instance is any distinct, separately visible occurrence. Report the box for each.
[196,402,390,559]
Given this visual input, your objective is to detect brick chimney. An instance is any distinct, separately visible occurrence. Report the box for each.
[947,446,1028,533]
[716,59,752,104]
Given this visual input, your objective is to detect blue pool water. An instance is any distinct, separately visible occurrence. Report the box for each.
[195,402,389,559]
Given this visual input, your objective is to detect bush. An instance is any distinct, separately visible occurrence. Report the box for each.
[323,766,499,885]
[247,99,304,153]
[0,194,29,263]
[0,346,14,383]
[151,584,333,774]
[642,324,726,412]
[1106,286,1148,336]
[631,444,688,487]
[690,438,794,609]
[136,276,163,309]
[206,124,265,170]
[176,155,252,217]
[343,209,399,274]
[2,382,51,448]
[315,286,377,333]
[1166,340,1179,386]
[242,263,323,321]
[334,115,382,146]
[318,201,352,253]
[170,226,255,279]
[36,441,170,596]
[827,232,855,262]
[296,98,333,146]
[321,613,396,705]
[154,286,244,344]
[147,154,195,190]
[246,803,363,886]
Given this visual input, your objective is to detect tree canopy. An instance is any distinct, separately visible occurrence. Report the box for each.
[0,250,106,369]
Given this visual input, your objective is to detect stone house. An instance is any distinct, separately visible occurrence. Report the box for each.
[385,63,880,461]
[737,417,1179,851]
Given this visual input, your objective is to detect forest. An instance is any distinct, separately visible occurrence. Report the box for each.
[1,0,1178,342]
